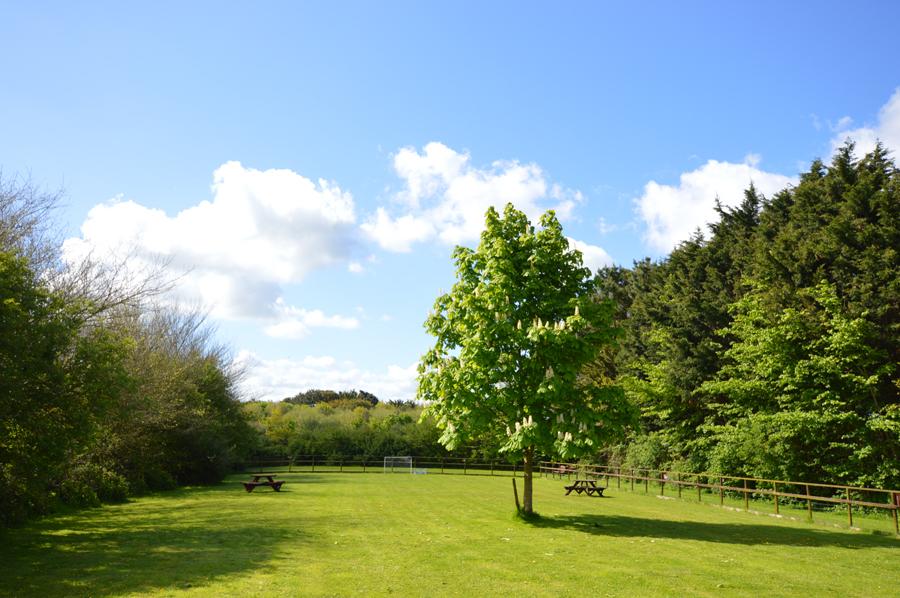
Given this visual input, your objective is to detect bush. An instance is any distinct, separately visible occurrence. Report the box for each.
[60,463,129,507]
[143,468,178,491]
[623,433,671,470]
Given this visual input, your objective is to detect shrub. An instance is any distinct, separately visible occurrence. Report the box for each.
[143,468,178,491]
[60,463,129,507]
[623,433,671,470]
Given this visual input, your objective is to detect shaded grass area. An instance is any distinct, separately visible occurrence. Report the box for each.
[1,474,897,597]
[0,485,302,596]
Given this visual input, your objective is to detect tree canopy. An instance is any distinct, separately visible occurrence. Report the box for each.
[0,175,253,525]
[596,143,900,488]
[419,203,635,513]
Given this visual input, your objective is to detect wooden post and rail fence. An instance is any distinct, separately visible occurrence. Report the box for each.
[241,456,522,477]
[238,455,899,535]
[538,461,900,535]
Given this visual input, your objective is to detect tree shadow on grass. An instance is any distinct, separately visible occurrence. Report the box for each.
[528,513,899,549]
[0,497,306,597]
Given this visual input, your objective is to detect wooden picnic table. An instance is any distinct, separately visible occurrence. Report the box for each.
[565,479,605,497]
[243,473,284,492]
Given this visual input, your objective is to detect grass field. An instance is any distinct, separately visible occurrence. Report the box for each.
[2,472,898,597]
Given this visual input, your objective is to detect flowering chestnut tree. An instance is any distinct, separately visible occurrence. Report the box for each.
[418,204,635,514]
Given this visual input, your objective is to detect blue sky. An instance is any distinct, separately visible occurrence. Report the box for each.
[3,1,899,400]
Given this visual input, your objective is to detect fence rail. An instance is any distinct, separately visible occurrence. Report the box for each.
[239,456,524,477]
[540,462,900,534]
[238,456,899,535]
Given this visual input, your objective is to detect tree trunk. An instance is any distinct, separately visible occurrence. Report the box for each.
[523,446,534,514]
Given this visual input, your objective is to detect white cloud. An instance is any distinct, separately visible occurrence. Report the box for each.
[362,142,584,251]
[596,217,617,235]
[63,161,359,325]
[361,208,434,253]
[831,88,900,157]
[301,355,337,368]
[566,237,613,273]
[635,157,795,253]
[234,350,419,402]
[348,261,364,273]
[393,141,469,209]
[263,299,360,340]
[834,115,854,131]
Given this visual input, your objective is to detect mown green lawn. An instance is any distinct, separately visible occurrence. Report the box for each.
[2,472,897,597]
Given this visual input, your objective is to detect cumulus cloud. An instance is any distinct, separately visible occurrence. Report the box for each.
[831,88,900,157]
[362,142,585,251]
[635,156,795,253]
[361,208,434,253]
[263,299,360,340]
[566,237,613,274]
[63,161,360,329]
[234,351,419,402]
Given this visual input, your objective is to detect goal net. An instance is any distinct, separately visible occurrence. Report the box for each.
[384,456,413,473]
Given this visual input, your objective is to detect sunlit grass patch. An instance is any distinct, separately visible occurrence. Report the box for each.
[1,473,897,597]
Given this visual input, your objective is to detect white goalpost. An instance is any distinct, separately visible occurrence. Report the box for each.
[383,456,413,473]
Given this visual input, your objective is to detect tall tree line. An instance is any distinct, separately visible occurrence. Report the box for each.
[596,144,899,488]
[0,176,253,525]
[242,399,448,460]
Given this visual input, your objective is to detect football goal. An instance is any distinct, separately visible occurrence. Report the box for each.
[384,456,413,473]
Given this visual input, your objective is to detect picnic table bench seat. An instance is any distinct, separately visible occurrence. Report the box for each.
[243,480,284,492]
[243,473,284,492]
[565,479,605,497]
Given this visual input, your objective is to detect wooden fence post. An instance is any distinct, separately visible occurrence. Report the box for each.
[893,492,899,535]
[312,456,316,472]
[805,484,813,520]
[846,487,853,527]
[464,459,467,476]
[555,460,898,535]
[774,482,779,514]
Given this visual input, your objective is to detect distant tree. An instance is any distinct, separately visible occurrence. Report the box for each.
[285,389,380,406]
[419,204,635,514]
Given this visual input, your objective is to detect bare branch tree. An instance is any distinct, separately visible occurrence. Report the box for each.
[1,171,178,320]
[54,247,177,322]
[0,170,63,271]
